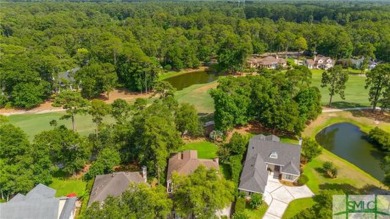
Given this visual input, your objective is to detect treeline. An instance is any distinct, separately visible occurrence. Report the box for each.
[210,67,322,135]
[0,83,202,200]
[1,1,390,108]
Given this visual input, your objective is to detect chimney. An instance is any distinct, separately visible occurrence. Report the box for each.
[142,166,147,182]
[299,138,303,146]
[213,157,219,164]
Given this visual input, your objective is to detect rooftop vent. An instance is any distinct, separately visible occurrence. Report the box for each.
[269,152,278,159]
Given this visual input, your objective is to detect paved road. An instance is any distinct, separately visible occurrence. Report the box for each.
[322,107,379,113]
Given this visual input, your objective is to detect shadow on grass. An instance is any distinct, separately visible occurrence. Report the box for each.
[350,109,390,123]
[329,101,367,109]
[319,183,360,194]
[314,167,332,178]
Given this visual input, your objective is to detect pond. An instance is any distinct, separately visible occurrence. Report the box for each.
[315,122,385,181]
[164,71,219,90]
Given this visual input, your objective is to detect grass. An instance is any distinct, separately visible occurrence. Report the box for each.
[159,67,207,81]
[311,70,369,108]
[7,112,115,140]
[178,141,218,159]
[282,197,315,219]
[175,81,217,114]
[303,149,385,194]
[49,177,87,197]
[242,202,268,219]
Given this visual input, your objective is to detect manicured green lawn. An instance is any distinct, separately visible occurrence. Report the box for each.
[243,202,268,219]
[179,141,218,159]
[8,112,115,140]
[49,178,87,197]
[282,197,315,219]
[175,81,217,114]
[311,70,369,108]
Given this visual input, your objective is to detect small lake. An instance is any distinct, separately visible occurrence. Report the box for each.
[164,71,219,90]
[315,123,385,181]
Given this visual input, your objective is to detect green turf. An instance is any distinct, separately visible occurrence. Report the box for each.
[282,197,315,219]
[7,112,114,140]
[175,81,216,114]
[49,177,87,197]
[243,202,268,219]
[178,141,218,159]
[311,70,369,108]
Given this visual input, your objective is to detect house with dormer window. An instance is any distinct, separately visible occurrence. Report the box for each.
[238,135,301,195]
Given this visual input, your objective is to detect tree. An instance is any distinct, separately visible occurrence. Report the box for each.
[11,82,49,109]
[76,62,117,98]
[85,184,172,219]
[175,103,201,136]
[88,99,111,131]
[52,91,89,131]
[84,148,120,180]
[111,99,132,123]
[153,81,176,99]
[322,161,338,178]
[172,166,234,219]
[301,137,322,163]
[365,64,390,111]
[217,35,252,73]
[321,66,349,106]
[249,193,263,209]
[132,101,183,182]
[294,36,308,58]
[33,126,91,175]
[226,132,248,155]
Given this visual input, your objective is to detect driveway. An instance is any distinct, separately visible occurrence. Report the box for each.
[263,176,314,219]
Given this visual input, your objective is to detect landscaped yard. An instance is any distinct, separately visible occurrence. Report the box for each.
[49,178,87,197]
[282,197,315,219]
[178,140,218,159]
[242,202,268,219]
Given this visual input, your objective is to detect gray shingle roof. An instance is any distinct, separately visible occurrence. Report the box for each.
[239,135,301,193]
[0,184,76,219]
[88,172,145,206]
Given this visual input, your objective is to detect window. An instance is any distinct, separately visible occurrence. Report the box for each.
[284,174,294,180]
[269,152,278,159]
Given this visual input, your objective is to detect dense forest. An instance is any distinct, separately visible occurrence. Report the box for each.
[1,1,390,108]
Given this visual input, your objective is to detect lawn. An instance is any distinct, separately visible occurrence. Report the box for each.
[49,177,87,197]
[7,112,114,140]
[303,149,384,194]
[242,202,268,219]
[175,81,217,114]
[178,141,218,159]
[282,197,315,219]
[311,70,369,108]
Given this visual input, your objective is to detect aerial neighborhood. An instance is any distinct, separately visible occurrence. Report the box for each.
[1,1,390,219]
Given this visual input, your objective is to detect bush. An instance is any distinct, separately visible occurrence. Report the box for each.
[229,155,243,185]
[330,167,338,178]
[368,127,390,152]
[0,94,8,108]
[235,197,246,213]
[323,161,334,172]
[164,64,172,71]
[297,174,309,185]
[233,212,249,219]
[249,193,263,209]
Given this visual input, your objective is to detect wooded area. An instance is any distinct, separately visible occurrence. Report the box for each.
[1,1,390,108]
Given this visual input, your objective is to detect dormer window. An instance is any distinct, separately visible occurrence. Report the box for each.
[269,152,278,159]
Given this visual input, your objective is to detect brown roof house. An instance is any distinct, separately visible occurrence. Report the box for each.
[166,150,219,193]
[0,184,77,219]
[88,169,147,206]
[247,55,287,69]
[305,55,334,70]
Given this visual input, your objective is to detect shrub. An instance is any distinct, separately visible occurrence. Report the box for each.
[368,127,390,152]
[297,174,309,185]
[323,161,334,172]
[233,212,249,219]
[249,193,263,209]
[330,167,338,178]
[164,64,172,71]
[234,197,246,213]
[229,155,243,185]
